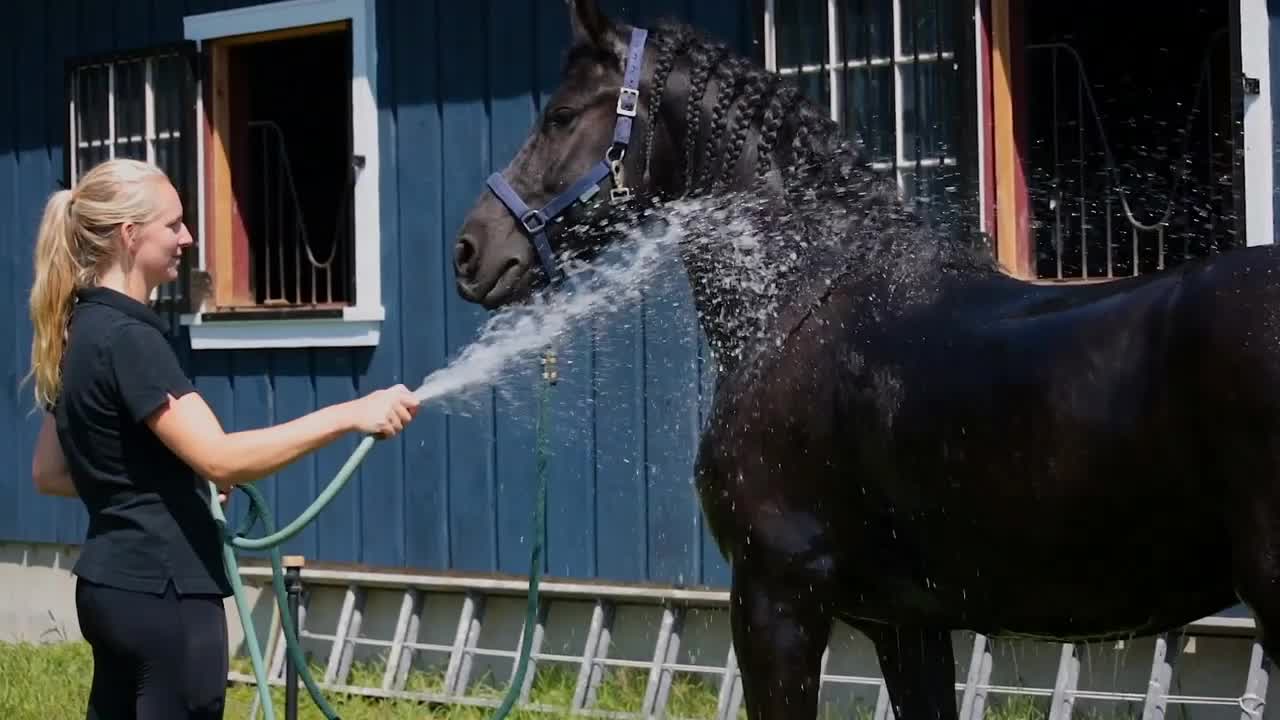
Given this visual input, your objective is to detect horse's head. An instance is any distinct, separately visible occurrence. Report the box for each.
[453,0,676,309]
[451,0,879,316]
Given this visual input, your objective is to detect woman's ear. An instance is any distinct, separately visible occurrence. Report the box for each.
[118,222,137,251]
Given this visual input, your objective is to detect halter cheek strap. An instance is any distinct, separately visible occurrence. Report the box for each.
[485,26,649,285]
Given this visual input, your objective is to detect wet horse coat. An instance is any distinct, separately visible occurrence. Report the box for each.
[451,2,1280,717]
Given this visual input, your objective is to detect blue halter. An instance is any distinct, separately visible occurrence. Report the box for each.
[485,27,649,285]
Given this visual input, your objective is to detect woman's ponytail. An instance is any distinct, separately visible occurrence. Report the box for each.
[27,189,79,411]
[24,157,166,412]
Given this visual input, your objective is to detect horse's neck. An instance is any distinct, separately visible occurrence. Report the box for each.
[677,238,779,372]
[650,102,850,369]
[646,53,977,372]
[677,207,924,375]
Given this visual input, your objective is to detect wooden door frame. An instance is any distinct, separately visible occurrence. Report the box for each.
[982,0,1034,279]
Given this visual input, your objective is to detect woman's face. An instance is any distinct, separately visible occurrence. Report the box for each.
[122,179,192,288]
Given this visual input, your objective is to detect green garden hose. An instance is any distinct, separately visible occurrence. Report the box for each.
[208,375,553,720]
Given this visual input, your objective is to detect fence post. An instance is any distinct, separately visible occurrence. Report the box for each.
[283,555,306,720]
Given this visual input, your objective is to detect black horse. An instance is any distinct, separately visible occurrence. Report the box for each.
[453,2,1280,718]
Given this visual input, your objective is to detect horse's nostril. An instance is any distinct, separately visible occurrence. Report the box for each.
[455,235,478,275]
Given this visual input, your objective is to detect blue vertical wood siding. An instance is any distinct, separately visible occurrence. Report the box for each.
[0,0,18,550]
[0,0,754,588]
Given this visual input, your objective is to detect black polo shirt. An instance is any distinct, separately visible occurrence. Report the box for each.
[54,286,232,598]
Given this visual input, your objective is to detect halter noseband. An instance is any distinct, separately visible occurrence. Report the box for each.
[485,27,649,285]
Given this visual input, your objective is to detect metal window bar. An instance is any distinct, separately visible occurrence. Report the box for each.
[828,0,842,122]
[68,75,77,182]
[226,564,1273,720]
[764,0,777,71]
[144,59,156,165]
[108,63,116,162]
[892,0,907,191]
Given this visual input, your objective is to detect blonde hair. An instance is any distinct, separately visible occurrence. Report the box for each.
[26,158,170,411]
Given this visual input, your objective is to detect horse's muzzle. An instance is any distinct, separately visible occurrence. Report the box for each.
[453,235,538,309]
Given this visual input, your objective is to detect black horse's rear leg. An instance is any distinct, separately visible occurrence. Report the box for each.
[854,622,959,720]
[1223,433,1280,665]
[730,568,832,720]
[1231,497,1280,664]
[1234,561,1280,678]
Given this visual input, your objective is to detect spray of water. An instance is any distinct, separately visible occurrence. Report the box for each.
[412,203,707,409]
[408,184,938,413]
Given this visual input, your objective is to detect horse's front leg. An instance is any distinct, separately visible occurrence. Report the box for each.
[854,621,959,720]
[730,566,832,720]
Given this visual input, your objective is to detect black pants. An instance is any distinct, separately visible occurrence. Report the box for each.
[75,578,229,719]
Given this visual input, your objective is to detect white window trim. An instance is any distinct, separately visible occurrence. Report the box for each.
[179,0,384,350]
[973,0,988,236]
[1240,0,1274,247]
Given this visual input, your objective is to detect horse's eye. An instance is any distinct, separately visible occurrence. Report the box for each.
[546,107,578,131]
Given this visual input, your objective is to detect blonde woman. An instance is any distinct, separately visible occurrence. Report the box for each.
[27,158,421,719]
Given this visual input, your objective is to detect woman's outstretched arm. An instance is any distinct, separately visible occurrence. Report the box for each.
[146,385,421,492]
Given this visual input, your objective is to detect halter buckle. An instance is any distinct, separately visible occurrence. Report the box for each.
[616,87,640,117]
[520,209,548,234]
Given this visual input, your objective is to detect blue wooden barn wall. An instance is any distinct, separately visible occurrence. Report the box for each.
[0,0,755,589]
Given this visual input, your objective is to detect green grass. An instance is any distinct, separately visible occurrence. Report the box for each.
[0,640,1131,720]
[0,640,97,720]
[1,640,750,719]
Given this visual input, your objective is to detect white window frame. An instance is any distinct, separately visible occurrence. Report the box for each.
[1240,0,1274,247]
[972,0,988,236]
[763,0,959,193]
[179,0,384,350]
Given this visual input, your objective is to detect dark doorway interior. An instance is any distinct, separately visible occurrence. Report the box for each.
[1022,2,1235,280]
[232,29,353,306]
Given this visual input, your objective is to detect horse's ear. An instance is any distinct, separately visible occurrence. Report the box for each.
[566,0,616,52]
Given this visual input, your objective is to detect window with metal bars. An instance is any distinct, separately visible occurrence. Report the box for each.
[208,25,357,313]
[66,45,199,312]
[61,3,383,351]
[65,25,363,328]
[764,0,963,216]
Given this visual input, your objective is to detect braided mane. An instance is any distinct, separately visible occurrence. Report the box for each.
[639,19,904,213]
[562,18,992,367]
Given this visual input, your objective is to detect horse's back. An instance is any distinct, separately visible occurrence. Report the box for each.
[1181,242,1280,408]
[705,247,1280,639]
